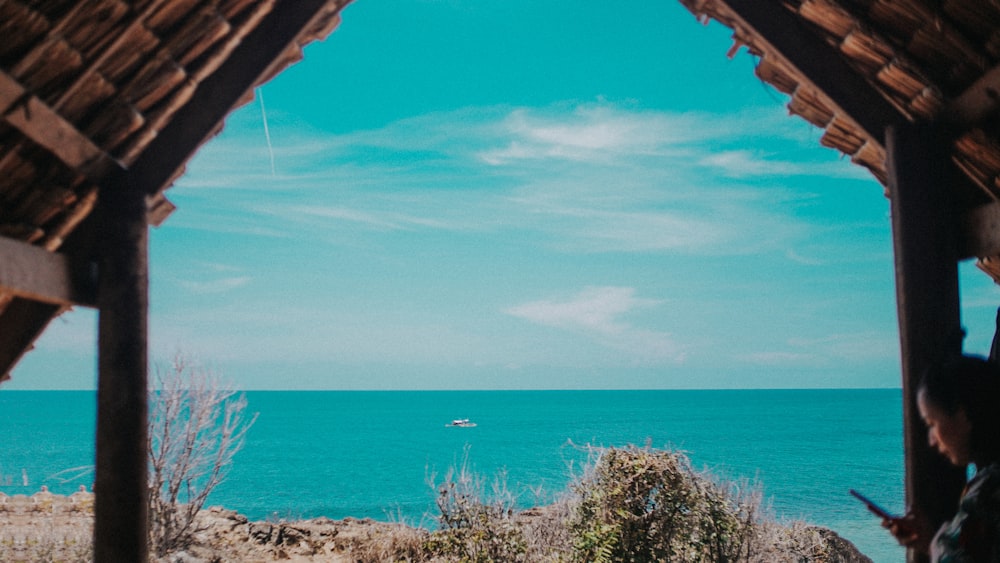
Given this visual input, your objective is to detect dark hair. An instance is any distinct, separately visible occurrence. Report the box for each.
[919,355,1000,464]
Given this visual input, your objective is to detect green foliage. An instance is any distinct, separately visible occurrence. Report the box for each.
[417,445,863,562]
[568,446,758,563]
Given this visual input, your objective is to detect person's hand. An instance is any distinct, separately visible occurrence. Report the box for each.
[882,513,932,554]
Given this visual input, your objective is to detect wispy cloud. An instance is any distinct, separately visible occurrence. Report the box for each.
[505,286,685,362]
[477,106,687,164]
[177,276,252,294]
[174,101,863,258]
[785,248,826,266]
[699,150,798,177]
[506,286,658,331]
[473,104,868,179]
[739,331,897,367]
[696,149,870,180]
[168,262,253,295]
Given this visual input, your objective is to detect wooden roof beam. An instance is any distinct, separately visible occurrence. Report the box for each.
[0,70,123,182]
[0,298,64,383]
[0,69,179,228]
[0,235,96,307]
[0,212,100,379]
[947,63,1000,128]
[961,201,1000,258]
[0,1,349,383]
[717,0,1000,250]
[719,0,906,147]
[127,0,349,198]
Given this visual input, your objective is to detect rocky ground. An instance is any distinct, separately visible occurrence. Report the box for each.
[0,489,425,562]
[0,489,874,562]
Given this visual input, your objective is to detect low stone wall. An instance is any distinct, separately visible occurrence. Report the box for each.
[0,486,95,514]
[0,487,94,562]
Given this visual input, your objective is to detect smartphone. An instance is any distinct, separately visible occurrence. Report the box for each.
[849,489,896,519]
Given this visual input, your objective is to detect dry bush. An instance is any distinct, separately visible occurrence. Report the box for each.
[751,520,872,563]
[751,520,828,562]
[487,479,574,561]
[417,445,863,563]
[0,531,92,563]
[424,448,528,562]
[2,443,866,563]
[516,498,575,562]
[147,354,257,557]
[565,446,869,563]
[342,523,430,563]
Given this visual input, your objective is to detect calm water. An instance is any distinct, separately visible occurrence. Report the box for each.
[0,389,906,561]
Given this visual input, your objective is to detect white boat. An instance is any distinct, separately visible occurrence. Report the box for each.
[446,418,477,427]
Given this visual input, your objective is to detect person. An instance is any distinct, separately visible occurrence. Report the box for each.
[884,354,1000,561]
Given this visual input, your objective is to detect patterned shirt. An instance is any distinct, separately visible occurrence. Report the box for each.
[931,463,1000,562]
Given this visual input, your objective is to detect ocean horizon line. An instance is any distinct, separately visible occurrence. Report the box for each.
[0,386,903,393]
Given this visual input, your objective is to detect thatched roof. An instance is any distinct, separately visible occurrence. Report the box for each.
[0,0,351,380]
[681,0,1000,278]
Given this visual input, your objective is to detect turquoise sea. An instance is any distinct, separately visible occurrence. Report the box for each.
[0,389,905,561]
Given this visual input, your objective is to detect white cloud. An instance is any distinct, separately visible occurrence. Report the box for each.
[699,150,798,177]
[505,286,685,361]
[514,108,632,149]
[785,248,825,266]
[172,101,872,258]
[287,205,409,231]
[477,105,723,165]
[698,149,871,180]
[178,276,252,294]
[506,286,656,332]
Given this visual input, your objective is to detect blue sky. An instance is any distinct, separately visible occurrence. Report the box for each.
[11,0,1000,390]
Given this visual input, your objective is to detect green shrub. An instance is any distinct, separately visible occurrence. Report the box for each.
[568,446,758,563]
[419,445,866,562]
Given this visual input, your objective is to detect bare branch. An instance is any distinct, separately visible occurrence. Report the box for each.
[147,352,258,557]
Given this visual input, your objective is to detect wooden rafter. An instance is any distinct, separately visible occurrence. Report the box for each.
[0,1,350,385]
[0,69,123,182]
[0,235,95,306]
[0,298,63,383]
[691,0,1000,262]
[720,0,906,147]
[947,62,1000,128]
[962,201,1000,258]
[127,0,342,198]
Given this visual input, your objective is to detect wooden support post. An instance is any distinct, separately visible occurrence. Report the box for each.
[94,172,149,562]
[887,122,967,563]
